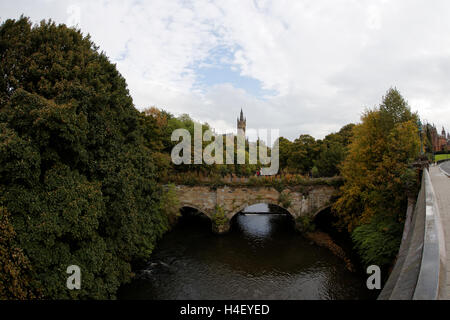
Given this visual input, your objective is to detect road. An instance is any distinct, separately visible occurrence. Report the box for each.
[429,164,450,299]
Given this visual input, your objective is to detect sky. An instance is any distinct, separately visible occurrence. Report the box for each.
[1,0,450,140]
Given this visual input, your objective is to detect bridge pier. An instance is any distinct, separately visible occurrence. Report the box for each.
[212,220,231,234]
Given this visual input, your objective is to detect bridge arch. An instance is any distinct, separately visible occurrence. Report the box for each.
[230,201,295,221]
[178,204,213,219]
[312,204,333,219]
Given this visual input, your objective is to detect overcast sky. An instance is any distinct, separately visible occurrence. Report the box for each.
[1,0,450,140]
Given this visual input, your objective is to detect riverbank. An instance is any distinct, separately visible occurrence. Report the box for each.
[304,231,356,272]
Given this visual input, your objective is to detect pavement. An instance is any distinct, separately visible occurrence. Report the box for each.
[429,164,450,299]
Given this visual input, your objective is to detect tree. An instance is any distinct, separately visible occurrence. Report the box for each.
[286,134,320,174]
[278,137,293,172]
[0,17,170,298]
[333,88,419,268]
[315,124,355,177]
[315,142,345,177]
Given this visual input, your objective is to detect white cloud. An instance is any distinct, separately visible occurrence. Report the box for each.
[2,0,450,139]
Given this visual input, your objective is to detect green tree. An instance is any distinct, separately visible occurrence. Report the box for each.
[278,137,293,172]
[287,134,320,174]
[0,17,170,298]
[315,124,355,177]
[315,142,345,177]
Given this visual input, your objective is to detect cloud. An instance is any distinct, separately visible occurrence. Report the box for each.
[1,0,450,140]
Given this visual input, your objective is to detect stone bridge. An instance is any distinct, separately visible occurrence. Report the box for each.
[174,183,338,233]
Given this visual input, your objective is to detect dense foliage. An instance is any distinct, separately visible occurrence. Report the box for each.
[0,17,173,299]
[145,106,354,179]
[333,88,420,268]
[277,125,354,177]
[144,106,262,177]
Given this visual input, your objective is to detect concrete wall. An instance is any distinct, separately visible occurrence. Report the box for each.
[378,169,447,300]
[175,184,337,233]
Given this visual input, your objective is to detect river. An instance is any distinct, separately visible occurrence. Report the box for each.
[118,204,375,300]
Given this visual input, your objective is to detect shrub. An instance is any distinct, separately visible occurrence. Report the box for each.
[212,205,229,228]
[351,214,403,268]
[296,216,316,233]
[160,184,180,226]
[278,192,291,208]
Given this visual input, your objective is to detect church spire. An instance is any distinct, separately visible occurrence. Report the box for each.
[237,108,246,134]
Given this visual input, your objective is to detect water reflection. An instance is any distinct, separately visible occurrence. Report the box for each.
[235,214,273,239]
[118,204,374,300]
[242,203,270,213]
[238,203,294,240]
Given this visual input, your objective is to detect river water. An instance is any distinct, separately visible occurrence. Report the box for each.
[118,204,375,300]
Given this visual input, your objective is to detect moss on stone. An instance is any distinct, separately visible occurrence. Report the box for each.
[278,192,291,208]
[211,205,230,233]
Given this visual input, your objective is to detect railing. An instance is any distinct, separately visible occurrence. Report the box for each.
[378,168,447,300]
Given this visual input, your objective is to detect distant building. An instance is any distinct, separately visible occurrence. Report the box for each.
[430,125,450,152]
[237,108,246,134]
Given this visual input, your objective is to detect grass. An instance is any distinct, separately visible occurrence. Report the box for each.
[434,154,450,161]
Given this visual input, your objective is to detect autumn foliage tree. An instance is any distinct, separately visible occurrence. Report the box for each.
[333,88,420,268]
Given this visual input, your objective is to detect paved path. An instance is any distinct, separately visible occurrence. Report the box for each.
[429,165,450,299]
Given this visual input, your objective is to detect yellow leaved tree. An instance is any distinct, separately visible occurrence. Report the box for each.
[333,88,420,267]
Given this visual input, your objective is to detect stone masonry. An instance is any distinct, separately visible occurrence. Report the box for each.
[175,184,337,233]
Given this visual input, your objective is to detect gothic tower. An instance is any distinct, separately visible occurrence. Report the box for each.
[237,108,246,134]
